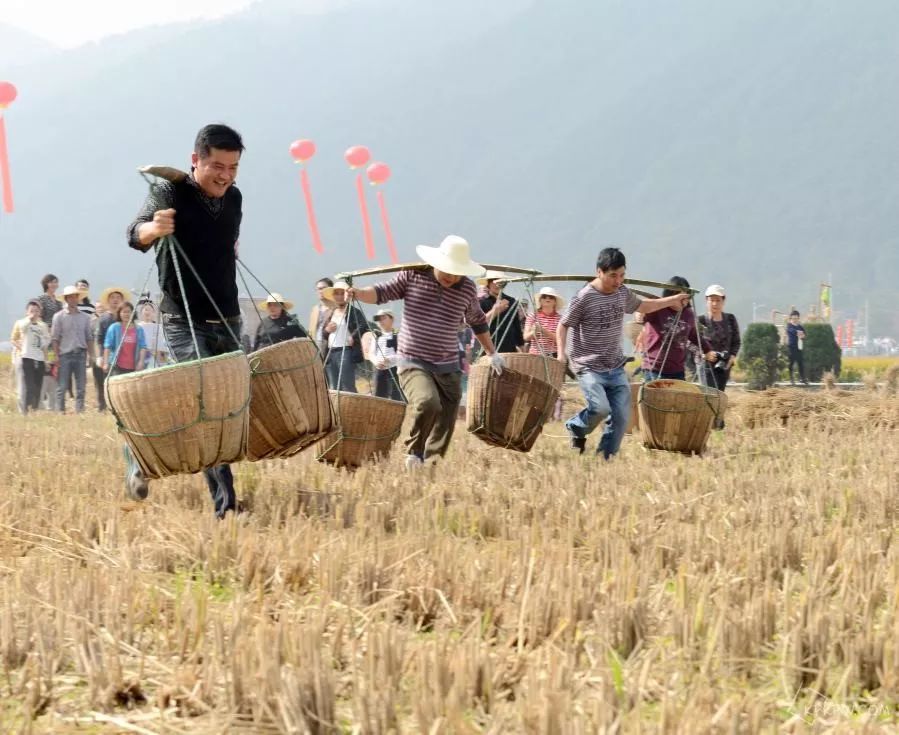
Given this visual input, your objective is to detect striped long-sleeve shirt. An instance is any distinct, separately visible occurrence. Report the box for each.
[561,284,642,373]
[374,269,488,374]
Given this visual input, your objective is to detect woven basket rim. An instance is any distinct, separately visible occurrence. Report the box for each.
[251,337,314,357]
[107,350,247,385]
[328,390,406,408]
[469,363,545,383]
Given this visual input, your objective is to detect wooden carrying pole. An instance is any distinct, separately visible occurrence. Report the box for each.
[336,262,542,284]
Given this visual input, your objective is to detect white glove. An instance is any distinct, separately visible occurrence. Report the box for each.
[488,353,506,376]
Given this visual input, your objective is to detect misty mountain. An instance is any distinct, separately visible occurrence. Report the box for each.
[0,24,58,69]
[0,0,897,336]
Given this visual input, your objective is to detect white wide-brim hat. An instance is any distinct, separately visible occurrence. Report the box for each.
[321,280,351,302]
[60,285,83,298]
[415,235,486,278]
[99,286,133,306]
[533,286,565,310]
[475,269,507,286]
[374,308,394,320]
[259,292,294,311]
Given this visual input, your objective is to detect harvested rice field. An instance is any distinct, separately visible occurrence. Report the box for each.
[0,366,897,733]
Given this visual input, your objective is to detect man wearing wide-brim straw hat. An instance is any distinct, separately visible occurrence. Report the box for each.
[95,286,134,383]
[50,286,96,413]
[99,286,134,309]
[318,280,371,393]
[348,235,505,469]
[252,292,308,351]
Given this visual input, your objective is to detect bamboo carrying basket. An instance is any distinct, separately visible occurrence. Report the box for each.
[638,379,727,454]
[317,391,406,468]
[247,338,333,460]
[467,364,558,452]
[106,351,251,479]
[481,353,566,391]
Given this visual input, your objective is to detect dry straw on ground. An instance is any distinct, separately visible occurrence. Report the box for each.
[0,368,897,733]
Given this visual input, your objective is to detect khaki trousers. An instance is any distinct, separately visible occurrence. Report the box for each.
[399,368,462,460]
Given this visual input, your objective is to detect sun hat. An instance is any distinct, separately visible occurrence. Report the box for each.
[320,280,351,302]
[533,286,565,310]
[259,292,295,311]
[373,308,394,320]
[705,284,726,298]
[60,285,84,298]
[475,269,507,286]
[415,235,486,278]
[99,286,134,306]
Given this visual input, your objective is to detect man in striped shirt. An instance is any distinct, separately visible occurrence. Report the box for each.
[556,247,690,459]
[349,235,504,468]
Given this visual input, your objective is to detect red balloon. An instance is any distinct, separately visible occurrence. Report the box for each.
[344,145,371,169]
[0,82,17,108]
[289,139,316,162]
[366,161,391,185]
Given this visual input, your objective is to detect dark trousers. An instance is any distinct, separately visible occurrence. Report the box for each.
[92,364,107,411]
[788,348,806,382]
[703,365,730,392]
[21,358,45,412]
[57,349,87,413]
[374,367,404,401]
[325,348,357,393]
[164,315,243,518]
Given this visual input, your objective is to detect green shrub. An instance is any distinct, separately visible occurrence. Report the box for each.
[739,323,781,390]
[803,323,842,382]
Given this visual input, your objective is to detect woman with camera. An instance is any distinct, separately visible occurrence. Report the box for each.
[697,284,741,395]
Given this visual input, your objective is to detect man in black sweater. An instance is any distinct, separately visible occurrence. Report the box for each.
[478,272,524,354]
[124,124,245,518]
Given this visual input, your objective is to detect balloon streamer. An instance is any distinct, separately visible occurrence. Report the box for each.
[289,139,324,254]
[355,173,376,260]
[0,116,13,213]
[345,146,375,260]
[300,167,324,254]
[367,163,397,264]
[375,189,399,265]
[0,81,18,214]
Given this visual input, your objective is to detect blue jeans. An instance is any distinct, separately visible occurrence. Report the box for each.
[325,348,357,393]
[566,366,631,459]
[57,349,87,413]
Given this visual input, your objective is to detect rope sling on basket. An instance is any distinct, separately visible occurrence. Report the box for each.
[636,288,727,455]
[466,276,560,452]
[104,226,251,479]
[314,275,406,469]
[234,260,334,461]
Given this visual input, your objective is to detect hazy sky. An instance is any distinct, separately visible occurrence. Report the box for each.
[4,0,257,47]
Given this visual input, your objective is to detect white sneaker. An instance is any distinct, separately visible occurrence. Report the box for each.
[126,465,149,501]
[404,454,423,471]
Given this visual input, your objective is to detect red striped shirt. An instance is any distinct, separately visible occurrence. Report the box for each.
[375,269,488,373]
[525,310,561,355]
